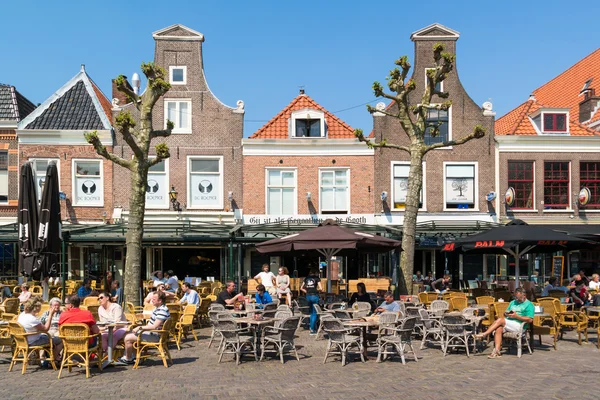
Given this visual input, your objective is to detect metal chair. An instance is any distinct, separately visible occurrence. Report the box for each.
[376,316,418,364]
[260,316,300,363]
[322,318,365,366]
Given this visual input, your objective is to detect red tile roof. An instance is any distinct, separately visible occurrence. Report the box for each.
[90,80,113,123]
[250,94,354,139]
[496,48,600,136]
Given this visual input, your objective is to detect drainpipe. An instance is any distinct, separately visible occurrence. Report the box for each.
[61,239,66,303]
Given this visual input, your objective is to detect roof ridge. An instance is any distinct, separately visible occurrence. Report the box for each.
[250,96,302,138]
[303,95,354,133]
[533,48,600,95]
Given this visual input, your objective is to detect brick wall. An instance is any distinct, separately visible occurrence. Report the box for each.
[0,130,19,217]
[243,155,374,214]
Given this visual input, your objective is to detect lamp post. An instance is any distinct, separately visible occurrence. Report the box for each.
[169,185,182,212]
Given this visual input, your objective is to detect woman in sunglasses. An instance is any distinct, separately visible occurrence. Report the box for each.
[98,291,127,352]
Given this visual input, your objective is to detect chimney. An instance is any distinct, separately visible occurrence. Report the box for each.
[528,94,536,101]
[579,88,600,123]
[299,88,305,95]
[112,79,129,107]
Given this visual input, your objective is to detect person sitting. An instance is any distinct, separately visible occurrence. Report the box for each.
[144,283,176,304]
[216,280,246,307]
[589,273,600,291]
[570,281,591,308]
[40,297,62,337]
[374,291,400,314]
[541,276,568,296]
[255,284,272,307]
[110,280,123,304]
[475,287,534,358]
[180,282,200,306]
[431,275,451,294]
[254,263,277,296]
[59,295,100,347]
[422,272,434,291]
[151,270,166,287]
[77,278,93,299]
[18,297,63,367]
[276,266,292,307]
[120,291,170,364]
[578,269,590,286]
[413,271,423,282]
[18,284,32,310]
[97,291,127,352]
[349,282,371,307]
[164,270,179,294]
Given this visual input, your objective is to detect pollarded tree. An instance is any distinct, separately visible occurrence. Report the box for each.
[85,62,173,305]
[355,43,486,294]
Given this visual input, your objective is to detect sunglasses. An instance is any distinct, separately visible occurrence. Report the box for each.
[98,296,106,299]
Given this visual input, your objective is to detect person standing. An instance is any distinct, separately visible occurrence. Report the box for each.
[254,264,277,296]
[431,275,451,294]
[111,280,123,305]
[300,268,322,335]
[276,267,292,307]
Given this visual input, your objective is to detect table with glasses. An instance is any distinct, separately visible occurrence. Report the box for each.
[97,321,131,368]
[343,317,381,360]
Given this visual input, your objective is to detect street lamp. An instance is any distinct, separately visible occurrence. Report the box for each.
[169,185,182,212]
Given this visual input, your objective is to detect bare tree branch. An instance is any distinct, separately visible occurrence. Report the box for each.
[423,125,486,153]
[115,75,140,110]
[84,131,133,170]
[115,111,144,158]
[354,129,410,153]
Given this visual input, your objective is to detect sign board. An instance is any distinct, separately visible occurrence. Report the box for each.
[552,256,564,284]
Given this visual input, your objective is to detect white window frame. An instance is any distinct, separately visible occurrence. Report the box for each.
[424,105,452,149]
[71,158,104,207]
[318,167,350,214]
[29,158,61,202]
[424,68,443,93]
[443,161,478,212]
[390,161,426,211]
[265,168,297,215]
[169,66,187,85]
[0,150,8,204]
[290,109,326,138]
[186,155,224,210]
[146,157,170,209]
[164,99,192,134]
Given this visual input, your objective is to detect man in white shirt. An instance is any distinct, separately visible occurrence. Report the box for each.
[152,270,167,287]
[164,270,179,293]
[254,264,276,295]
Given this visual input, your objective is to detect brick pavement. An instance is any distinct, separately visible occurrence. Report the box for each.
[1,326,598,400]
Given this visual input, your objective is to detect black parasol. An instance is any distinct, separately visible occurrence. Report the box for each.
[36,161,62,278]
[18,162,39,278]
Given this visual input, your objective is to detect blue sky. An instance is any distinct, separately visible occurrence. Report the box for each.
[2,0,599,137]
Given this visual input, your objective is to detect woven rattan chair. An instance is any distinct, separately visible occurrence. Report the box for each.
[501,325,533,357]
[476,296,495,305]
[419,309,444,350]
[274,310,293,326]
[441,314,473,357]
[276,304,291,312]
[260,316,300,363]
[429,300,449,317]
[322,318,364,366]
[534,298,560,349]
[0,298,19,321]
[209,303,226,311]
[196,297,211,327]
[82,296,99,306]
[208,310,227,349]
[168,311,182,350]
[333,310,353,321]
[216,319,257,365]
[450,297,468,312]
[9,322,56,374]
[315,313,335,340]
[376,316,418,364]
[353,301,372,313]
[57,323,102,378]
[175,305,198,347]
[558,311,588,345]
[133,317,174,368]
[313,304,331,340]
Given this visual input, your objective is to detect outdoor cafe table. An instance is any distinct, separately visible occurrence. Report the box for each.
[343,317,380,360]
[96,321,130,368]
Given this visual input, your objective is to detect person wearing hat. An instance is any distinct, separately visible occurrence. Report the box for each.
[164,270,179,293]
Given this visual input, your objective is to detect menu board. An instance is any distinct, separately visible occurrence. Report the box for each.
[552,256,564,284]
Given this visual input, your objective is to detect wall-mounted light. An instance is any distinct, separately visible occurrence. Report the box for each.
[228,191,234,201]
[169,185,182,212]
[306,192,312,201]
[381,191,388,201]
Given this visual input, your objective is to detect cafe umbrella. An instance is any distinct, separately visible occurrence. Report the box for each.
[442,220,591,279]
[36,161,62,279]
[17,162,39,278]
[255,219,402,293]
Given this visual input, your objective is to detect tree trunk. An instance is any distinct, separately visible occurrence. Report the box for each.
[123,162,148,306]
[399,146,424,294]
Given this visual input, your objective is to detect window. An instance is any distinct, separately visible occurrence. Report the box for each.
[72,159,103,206]
[290,109,326,138]
[31,158,60,202]
[507,161,534,209]
[295,119,321,137]
[392,163,423,209]
[424,108,450,145]
[542,113,567,132]
[146,158,169,209]
[543,161,569,209]
[169,66,187,85]
[266,169,296,215]
[164,99,191,133]
[0,151,7,203]
[580,162,600,209]
[320,169,349,214]
[425,68,443,93]
[188,156,223,209]
[445,164,476,209]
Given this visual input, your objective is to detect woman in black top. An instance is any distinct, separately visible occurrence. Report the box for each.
[349,282,371,306]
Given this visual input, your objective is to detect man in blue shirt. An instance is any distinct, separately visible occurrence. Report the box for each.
[77,278,93,299]
[374,291,400,313]
[180,282,200,306]
[541,277,569,297]
[255,284,272,307]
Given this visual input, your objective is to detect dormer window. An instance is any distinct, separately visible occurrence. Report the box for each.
[290,109,326,138]
[543,113,567,132]
[169,66,187,85]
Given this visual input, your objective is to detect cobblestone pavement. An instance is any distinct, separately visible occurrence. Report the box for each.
[1,325,598,400]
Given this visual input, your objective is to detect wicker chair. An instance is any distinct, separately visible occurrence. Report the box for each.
[86,305,100,322]
[216,319,257,365]
[262,303,278,319]
[376,316,418,364]
[353,301,372,313]
[293,298,311,328]
[260,316,300,363]
[333,310,353,321]
[533,298,560,349]
[168,310,182,350]
[209,303,226,311]
[0,298,19,321]
[57,323,102,378]
[441,314,473,357]
[313,304,331,340]
[133,318,174,368]
[476,296,495,305]
[557,311,589,345]
[394,301,407,316]
[315,313,335,340]
[196,298,211,327]
[450,297,468,312]
[322,318,365,366]
[175,305,198,347]
[419,309,444,350]
[274,310,293,326]
[501,327,533,357]
[429,300,449,318]
[276,304,291,312]
[8,322,57,374]
[82,296,99,306]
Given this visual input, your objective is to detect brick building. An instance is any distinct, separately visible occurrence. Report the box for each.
[242,90,375,278]
[16,65,114,280]
[112,24,245,280]
[495,48,600,279]
[371,24,497,280]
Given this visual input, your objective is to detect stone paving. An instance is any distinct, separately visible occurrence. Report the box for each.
[0,325,598,400]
